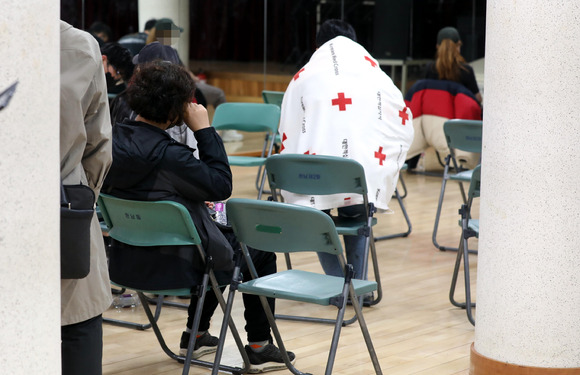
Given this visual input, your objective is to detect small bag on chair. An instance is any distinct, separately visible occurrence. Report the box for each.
[60,183,95,279]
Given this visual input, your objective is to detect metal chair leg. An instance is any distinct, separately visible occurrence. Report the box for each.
[212,252,252,375]
[103,294,163,330]
[134,260,249,375]
[449,204,476,325]
[434,156,475,252]
[374,188,412,241]
[398,171,408,199]
[348,284,383,374]
[103,293,188,330]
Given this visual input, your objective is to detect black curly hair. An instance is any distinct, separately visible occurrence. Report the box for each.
[126,61,196,126]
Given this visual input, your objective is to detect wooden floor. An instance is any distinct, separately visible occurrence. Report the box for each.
[102,141,479,375]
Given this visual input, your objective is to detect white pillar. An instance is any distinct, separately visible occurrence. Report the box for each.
[474,0,580,371]
[0,2,61,374]
[138,0,190,65]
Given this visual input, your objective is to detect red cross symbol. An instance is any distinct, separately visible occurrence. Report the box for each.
[331,93,352,111]
[304,150,316,155]
[293,68,305,81]
[399,107,409,125]
[280,132,287,152]
[365,56,377,67]
[374,146,386,165]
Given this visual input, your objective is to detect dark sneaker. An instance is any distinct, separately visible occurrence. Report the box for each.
[244,344,296,373]
[179,331,219,358]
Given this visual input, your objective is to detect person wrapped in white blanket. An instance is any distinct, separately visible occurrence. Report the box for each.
[279,19,414,284]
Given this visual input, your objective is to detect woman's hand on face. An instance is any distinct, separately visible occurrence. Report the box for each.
[184,102,210,132]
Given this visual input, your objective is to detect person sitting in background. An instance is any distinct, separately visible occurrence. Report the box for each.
[278,19,414,286]
[146,17,243,142]
[117,18,157,57]
[103,61,295,373]
[423,26,483,104]
[100,42,134,96]
[88,21,113,47]
[109,41,201,154]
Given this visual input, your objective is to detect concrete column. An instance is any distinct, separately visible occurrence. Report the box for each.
[473,0,580,373]
[0,2,61,374]
[138,0,190,65]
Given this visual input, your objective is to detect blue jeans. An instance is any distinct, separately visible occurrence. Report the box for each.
[318,204,368,280]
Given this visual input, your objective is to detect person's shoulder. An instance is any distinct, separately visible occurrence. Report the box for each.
[422,61,438,78]
[60,20,101,63]
[462,63,475,72]
[160,140,198,169]
[118,32,147,43]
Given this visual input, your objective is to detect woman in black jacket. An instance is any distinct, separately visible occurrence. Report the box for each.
[104,61,295,372]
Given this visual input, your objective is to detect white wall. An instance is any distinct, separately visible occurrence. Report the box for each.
[0,1,61,374]
[476,0,580,368]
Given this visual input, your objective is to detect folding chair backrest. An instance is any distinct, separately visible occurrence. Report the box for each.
[226,198,343,255]
[265,154,369,196]
[443,119,483,153]
[468,165,481,199]
[212,102,280,134]
[261,90,285,107]
[98,193,201,247]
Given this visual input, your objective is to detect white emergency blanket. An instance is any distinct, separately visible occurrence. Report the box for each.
[279,36,414,211]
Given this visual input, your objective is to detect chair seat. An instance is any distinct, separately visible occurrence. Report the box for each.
[238,269,377,306]
[449,169,473,182]
[333,217,378,236]
[227,155,266,167]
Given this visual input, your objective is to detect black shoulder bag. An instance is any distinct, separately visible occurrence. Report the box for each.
[60,183,95,279]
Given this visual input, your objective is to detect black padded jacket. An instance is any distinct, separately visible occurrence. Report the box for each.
[103,119,234,290]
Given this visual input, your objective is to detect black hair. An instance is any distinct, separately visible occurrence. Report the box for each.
[315,19,357,48]
[126,61,196,125]
[144,19,157,31]
[88,21,113,42]
[101,42,135,82]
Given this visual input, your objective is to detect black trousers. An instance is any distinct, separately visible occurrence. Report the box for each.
[187,232,277,343]
[61,314,103,375]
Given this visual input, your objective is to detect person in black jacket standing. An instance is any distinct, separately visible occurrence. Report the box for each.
[104,61,295,373]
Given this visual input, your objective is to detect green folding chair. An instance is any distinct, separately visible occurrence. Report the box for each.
[265,154,382,314]
[100,208,189,332]
[433,119,482,251]
[97,194,249,375]
[449,164,480,326]
[212,198,382,375]
[261,90,284,107]
[259,90,285,189]
[211,102,280,200]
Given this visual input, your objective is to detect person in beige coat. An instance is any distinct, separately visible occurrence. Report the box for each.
[60,21,112,375]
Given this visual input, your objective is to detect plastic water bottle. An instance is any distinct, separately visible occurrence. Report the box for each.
[214,202,228,226]
[112,293,140,311]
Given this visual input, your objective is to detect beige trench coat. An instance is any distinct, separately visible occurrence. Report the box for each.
[60,21,113,326]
